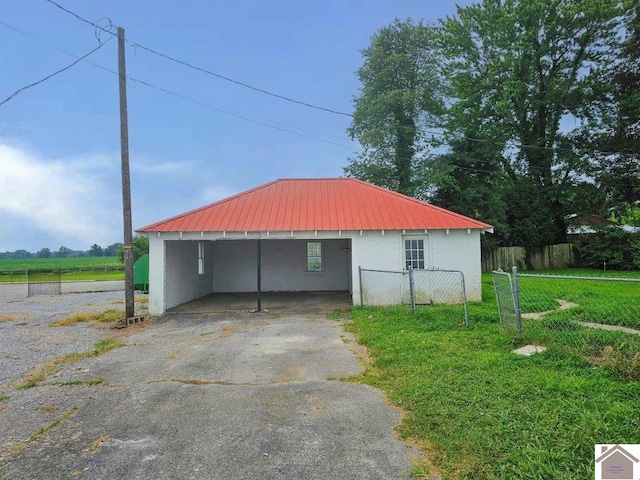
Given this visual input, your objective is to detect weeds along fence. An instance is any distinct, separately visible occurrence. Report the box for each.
[359,267,468,326]
[493,267,640,378]
[0,266,124,283]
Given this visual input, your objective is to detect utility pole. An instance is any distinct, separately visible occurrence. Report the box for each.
[118,26,134,320]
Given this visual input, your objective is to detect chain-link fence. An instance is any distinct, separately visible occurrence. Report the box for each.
[359,267,468,326]
[27,269,62,296]
[493,267,640,378]
[491,268,522,334]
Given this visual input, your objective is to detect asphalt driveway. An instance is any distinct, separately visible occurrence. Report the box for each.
[1,312,418,479]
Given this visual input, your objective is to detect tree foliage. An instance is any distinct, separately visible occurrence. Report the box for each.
[574,226,640,270]
[438,0,624,247]
[118,235,149,264]
[37,247,51,258]
[345,19,444,197]
[586,3,640,210]
[430,134,508,248]
[347,2,635,254]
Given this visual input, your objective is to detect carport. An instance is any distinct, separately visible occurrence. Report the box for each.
[157,236,352,313]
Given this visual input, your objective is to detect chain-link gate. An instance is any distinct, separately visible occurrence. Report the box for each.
[359,267,468,326]
[491,268,522,334]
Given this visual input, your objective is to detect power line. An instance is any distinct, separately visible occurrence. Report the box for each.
[43,0,353,117]
[41,0,637,161]
[0,38,109,108]
[127,77,359,150]
[130,43,354,117]
[0,20,357,151]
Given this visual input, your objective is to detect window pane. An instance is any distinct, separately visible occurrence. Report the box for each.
[307,242,321,256]
[307,242,322,271]
[307,257,322,271]
[403,237,426,270]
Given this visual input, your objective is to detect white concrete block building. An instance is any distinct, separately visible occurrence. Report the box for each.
[138,178,493,315]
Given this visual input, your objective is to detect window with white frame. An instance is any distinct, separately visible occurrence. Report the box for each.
[198,241,205,275]
[404,238,425,270]
[306,241,323,272]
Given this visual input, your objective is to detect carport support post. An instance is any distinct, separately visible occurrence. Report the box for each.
[256,239,262,312]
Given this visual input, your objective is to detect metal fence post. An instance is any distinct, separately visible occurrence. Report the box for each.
[408,266,416,314]
[358,266,363,307]
[511,266,523,334]
[459,271,468,328]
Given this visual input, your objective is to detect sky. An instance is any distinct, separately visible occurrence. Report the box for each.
[0,0,474,253]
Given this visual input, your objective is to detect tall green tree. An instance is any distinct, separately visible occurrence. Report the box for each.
[56,246,71,258]
[589,2,640,209]
[438,0,624,248]
[431,133,509,248]
[37,247,51,258]
[345,19,444,197]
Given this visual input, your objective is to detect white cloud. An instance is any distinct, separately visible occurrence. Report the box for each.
[0,142,121,250]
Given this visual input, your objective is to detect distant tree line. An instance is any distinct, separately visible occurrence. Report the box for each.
[0,236,149,261]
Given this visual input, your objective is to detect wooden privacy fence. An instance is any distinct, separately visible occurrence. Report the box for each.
[482,243,575,272]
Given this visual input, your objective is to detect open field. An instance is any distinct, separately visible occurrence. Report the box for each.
[0,257,124,283]
[347,273,640,479]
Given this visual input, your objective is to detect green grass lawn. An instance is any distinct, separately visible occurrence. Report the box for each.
[347,275,640,479]
[0,257,124,282]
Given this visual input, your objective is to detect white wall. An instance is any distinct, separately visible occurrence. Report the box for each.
[147,239,214,314]
[350,232,404,306]
[148,235,165,315]
[350,229,484,304]
[211,239,350,292]
[430,230,483,301]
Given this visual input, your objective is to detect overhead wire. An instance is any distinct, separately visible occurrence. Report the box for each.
[43,0,353,117]
[40,0,639,162]
[0,37,110,108]
[0,20,358,151]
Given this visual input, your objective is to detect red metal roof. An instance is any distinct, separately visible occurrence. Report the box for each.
[137,178,493,233]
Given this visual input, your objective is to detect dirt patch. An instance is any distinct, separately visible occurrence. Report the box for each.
[522,299,578,319]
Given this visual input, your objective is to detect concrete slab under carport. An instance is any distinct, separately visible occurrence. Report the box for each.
[168,290,353,314]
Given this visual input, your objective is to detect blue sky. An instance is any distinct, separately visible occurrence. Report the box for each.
[0,0,473,252]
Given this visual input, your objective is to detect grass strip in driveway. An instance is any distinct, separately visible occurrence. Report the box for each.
[15,338,125,389]
[347,302,640,479]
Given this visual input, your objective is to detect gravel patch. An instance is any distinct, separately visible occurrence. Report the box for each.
[0,283,144,392]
